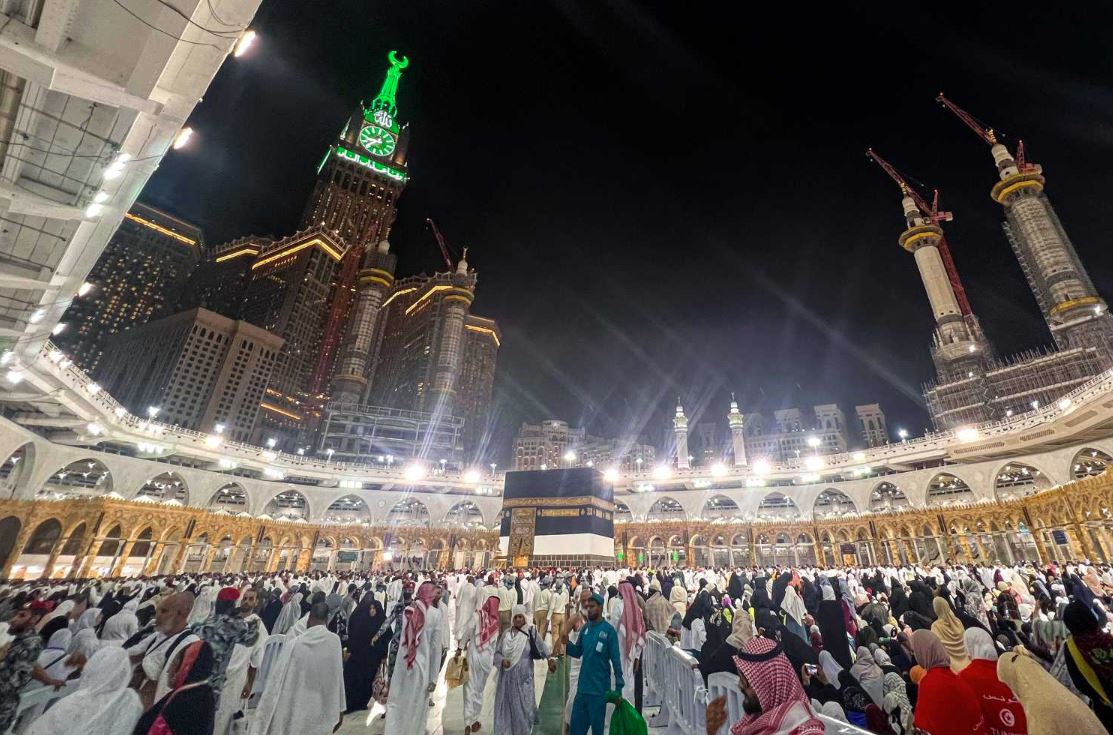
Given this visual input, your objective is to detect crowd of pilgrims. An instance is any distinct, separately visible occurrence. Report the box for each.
[0,560,1106,735]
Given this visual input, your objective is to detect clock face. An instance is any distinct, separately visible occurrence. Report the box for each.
[359,124,396,157]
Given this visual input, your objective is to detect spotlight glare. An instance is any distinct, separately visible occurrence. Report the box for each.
[173,127,194,150]
[233,29,257,57]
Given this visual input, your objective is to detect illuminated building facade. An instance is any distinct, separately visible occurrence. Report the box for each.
[319,258,502,464]
[239,228,349,445]
[176,236,267,319]
[55,203,201,373]
[97,307,282,441]
[305,51,411,396]
[513,420,656,472]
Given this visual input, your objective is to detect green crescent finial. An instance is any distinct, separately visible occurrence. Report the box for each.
[371,50,408,118]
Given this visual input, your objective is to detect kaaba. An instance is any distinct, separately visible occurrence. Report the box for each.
[497,467,615,567]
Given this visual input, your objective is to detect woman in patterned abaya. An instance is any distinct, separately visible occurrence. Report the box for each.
[493,605,550,735]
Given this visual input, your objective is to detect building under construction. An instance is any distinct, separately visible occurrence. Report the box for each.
[873,97,1113,430]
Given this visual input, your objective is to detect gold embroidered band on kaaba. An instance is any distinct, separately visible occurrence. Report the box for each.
[501,495,616,512]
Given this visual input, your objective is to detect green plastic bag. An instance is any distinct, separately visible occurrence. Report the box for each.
[605,690,648,735]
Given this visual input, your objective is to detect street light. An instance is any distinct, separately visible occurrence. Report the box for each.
[490,462,497,476]
[439,458,447,474]
[325,448,335,463]
[806,436,821,449]
[147,406,160,419]
[266,438,277,449]
[897,428,908,442]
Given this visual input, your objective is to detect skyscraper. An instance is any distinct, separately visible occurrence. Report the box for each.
[239,228,349,445]
[56,202,201,373]
[176,235,268,319]
[306,51,411,396]
[97,307,282,442]
[319,253,502,464]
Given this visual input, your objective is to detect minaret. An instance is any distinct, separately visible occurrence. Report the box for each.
[329,240,397,404]
[938,94,1113,356]
[425,251,476,418]
[896,191,989,380]
[673,398,689,469]
[727,393,747,466]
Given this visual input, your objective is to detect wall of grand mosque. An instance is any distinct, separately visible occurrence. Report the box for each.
[0,468,1110,580]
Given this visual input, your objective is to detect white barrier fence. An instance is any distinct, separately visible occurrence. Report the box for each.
[644,632,871,735]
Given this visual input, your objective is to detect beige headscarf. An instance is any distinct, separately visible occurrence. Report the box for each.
[929,596,970,673]
[997,651,1106,735]
[725,609,754,649]
[644,590,674,633]
[669,584,688,615]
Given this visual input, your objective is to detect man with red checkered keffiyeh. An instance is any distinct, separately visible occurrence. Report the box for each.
[707,636,825,735]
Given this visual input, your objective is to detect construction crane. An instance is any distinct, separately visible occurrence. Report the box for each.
[424,217,455,271]
[936,93,1038,173]
[866,148,973,316]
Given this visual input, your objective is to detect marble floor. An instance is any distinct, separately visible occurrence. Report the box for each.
[335,658,551,735]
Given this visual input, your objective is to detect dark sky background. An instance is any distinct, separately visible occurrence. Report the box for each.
[142,1,1113,463]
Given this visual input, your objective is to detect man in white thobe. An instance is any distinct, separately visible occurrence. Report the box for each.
[385,583,442,735]
[454,575,477,648]
[254,601,345,735]
[214,588,268,735]
[126,592,199,707]
[459,593,499,733]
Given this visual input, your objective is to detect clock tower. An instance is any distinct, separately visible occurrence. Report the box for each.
[305,51,412,396]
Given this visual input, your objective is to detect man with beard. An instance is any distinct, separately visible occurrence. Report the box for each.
[706,636,825,735]
[213,586,269,735]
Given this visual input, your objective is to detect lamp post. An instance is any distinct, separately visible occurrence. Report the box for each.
[325,448,335,464]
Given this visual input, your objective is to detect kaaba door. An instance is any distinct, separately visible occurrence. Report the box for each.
[508,507,536,567]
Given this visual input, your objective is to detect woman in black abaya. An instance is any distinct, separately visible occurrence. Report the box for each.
[343,595,388,713]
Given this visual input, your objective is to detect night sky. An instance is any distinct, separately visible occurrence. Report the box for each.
[142,2,1113,462]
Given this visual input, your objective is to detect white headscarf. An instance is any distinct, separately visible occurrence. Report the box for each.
[819,650,843,689]
[498,604,532,665]
[26,647,142,735]
[188,586,217,625]
[67,608,100,659]
[99,604,138,646]
[273,592,303,635]
[33,629,74,684]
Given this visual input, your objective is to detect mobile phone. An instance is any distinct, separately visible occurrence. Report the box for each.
[804,664,818,675]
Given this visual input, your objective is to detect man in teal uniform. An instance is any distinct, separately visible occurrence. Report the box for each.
[566,593,624,735]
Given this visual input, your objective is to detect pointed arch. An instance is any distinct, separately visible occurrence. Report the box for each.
[387,498,430,526]
[209,483,248,511]
[646,496,685,521]
[136,471,189,505]
[1072,448,1112,479]
[813,489,857,518]
[264,489,310,520]
[757,492,799,520]
[39,458,112,498]
[926,472,975,507]
[701,494,741,520]
[994,462,1053,501]
[869,482,907,512]
[0,443,34,495]
[324,495,371,523]
[444,501,484,527]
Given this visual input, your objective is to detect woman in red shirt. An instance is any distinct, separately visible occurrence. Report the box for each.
[911,629,988,735]
[958,628,1027,735]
